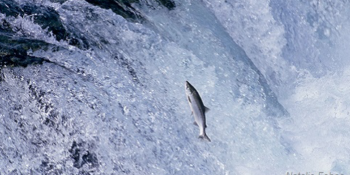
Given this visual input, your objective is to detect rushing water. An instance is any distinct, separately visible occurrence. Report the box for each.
[1,0,350,174]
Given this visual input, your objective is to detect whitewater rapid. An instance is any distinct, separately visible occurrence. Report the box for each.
[1,0,350,174]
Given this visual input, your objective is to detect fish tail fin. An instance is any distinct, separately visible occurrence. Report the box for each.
[199,133,211,142]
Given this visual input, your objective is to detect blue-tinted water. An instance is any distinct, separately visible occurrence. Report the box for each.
[1,0,349,174]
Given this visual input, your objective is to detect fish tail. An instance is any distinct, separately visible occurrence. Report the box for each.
[199,133,211,142]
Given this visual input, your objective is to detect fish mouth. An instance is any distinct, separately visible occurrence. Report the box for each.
[185,81,190,88]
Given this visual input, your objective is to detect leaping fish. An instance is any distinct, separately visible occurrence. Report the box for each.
[185,81,211,142]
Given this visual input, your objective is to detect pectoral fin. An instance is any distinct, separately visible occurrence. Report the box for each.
[193,121,198,126]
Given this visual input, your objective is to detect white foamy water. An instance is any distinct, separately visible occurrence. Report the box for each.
[1,0,350,174]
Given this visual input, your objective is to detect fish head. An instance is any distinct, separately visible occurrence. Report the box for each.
[185,81,194,94]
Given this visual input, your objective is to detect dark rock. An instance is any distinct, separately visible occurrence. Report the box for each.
[85,0,144,22]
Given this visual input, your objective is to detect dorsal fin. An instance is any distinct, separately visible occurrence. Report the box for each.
[204,106,210,113]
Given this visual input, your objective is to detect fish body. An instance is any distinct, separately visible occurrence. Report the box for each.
[185,81,211,142]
